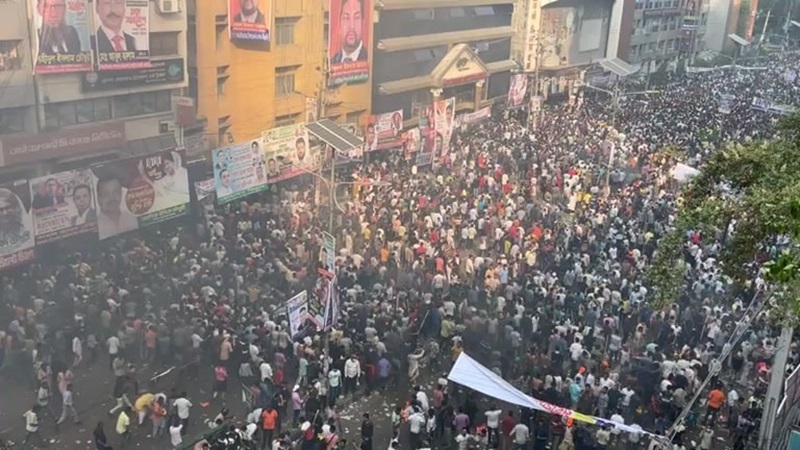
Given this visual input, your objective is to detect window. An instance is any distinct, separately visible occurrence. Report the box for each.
[0,107,25,134]
[274,114,298,127]
[275,66,297,96]
[474,6,495,16]
[113,90,171,118]
[323,23,329,44]
[150,32,179,56]
[449,7,466,17]
[217,76,228,98]
[412,9,434,20]
[44,99,112,128]
[0,40,22,71]
[346,110,364,123]
[215,25,225,50]
[275,18,296,45]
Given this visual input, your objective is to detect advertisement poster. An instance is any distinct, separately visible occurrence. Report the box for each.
[305,96,318,123]
[402,127,420,161]
[229,0,270,42]
[456,106,491,129]
[0,180,36,271]
[33,0,93,74]
[194,178,216,202]
[363,110,404,151]
[212,140,268,204]
[30,170,97,244]
[262,124,314,183]
[92,150,189,240]
[286,291,309,339]
[508,73,528,107]
[328,0,371,85]
[321,276,340,331]
[433,97,455,164]
[416,104,435,166]
[319,231,336,277]
[93,0,150,70]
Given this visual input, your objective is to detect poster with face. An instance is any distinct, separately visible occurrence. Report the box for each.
[93,0,150,70]
[30,170,97,244]
[33,0,93,74]
[0,180,35,270]
[328,0,371,85]
[262,124,315,183]
[229,0,270,42]
[212,141,268,204]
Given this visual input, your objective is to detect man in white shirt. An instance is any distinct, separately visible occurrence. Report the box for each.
[107,335,120,369]
[96,177,138,239]
[259,360,273,383]
[408,411,425,450]
[414,386,429,411]
[173,392,192,435]
[343,355,361,396]
[484,406,502,446]
[510,422,529,449]
[328,367,342,401]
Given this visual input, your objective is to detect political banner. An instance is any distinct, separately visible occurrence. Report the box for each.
[194,178,216,202]
[321,276,340,331]
[229,0,270,42]
[305,96,318,123]
[311,273,335,330]
[718,94,735,114]
[262,124,314,183]
[0,180,36,271]
[93,0,150,71]
[286,291,309,340]
[328,0,371,85]
[92,149,190,240]
[402,127,420,161]
[33,0,93,74]
[508,73,528,107]
[363,110,404,151]
[416,104,435,166]
[751,97,798,115]
[456,106,491,130]
[319,231,336,277]
[212,140,268,204]
[30,170,97,244]
[433,97,456,164]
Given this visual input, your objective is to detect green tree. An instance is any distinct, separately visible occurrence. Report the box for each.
[647,114,800,319]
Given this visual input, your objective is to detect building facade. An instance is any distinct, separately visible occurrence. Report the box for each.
[371,0,517,120]
[0,0,189,180]
[705,0,742,52]
[188,0,372,152]
[628,0,686,70]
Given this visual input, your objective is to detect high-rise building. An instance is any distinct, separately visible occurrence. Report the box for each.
[370,0,517,120]
[187,0,372,151]
[0,0,189,179]
[628,0,690,71]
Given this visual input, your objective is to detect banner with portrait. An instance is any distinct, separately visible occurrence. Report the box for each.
[328,0,371,85]
[0,180,35,270]
[93,0,150,71]
[91,149,189,240]
[363,110,404,152]
[30,170,97,244]
[508,73,528,107]
[212,140,268,204]
[402,127,420,161]
[262,124,314,183]
[32,0,93,74]
[416,104,435,166]
[319,231,336,277]
[228,0,270,42]
[304,96,318,123]
[433,97,455,164]
[321,276,340,331]
[286,291,309,339]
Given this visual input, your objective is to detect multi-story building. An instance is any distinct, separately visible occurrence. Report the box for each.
[187,0,372,151]
[371,0,517,120]
[0,0,189,180]
[705,0,745,52]
[628,0,688,71]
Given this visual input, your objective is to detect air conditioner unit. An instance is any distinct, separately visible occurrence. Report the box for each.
[158,0,180,14]
[159,120,176,133]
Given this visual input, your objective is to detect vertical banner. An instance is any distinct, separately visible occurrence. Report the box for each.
[416,104,435,166]
[433,98,455,164]
[193,178,216,202]
[33,0,93,74]
[0,180,35,271]
[319,231,336,277]
[363,110,404,152]
[212,140,268,204]
[507,73,528,107]
[30,170,98,244]
[321,276,340,331]
[92,150,190,240]
[228,0,270,42]
[305,96,319,123]
[328,0,371,85]
[262,124,314,183]
[93,0,150,70]
[286,291,309,339]
[402,127,420,161]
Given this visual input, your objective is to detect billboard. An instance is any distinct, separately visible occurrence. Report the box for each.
[228,0,270,42]
[540,2,611,68]
[0,180,36,270]
[402,127,420,161]
[416,104,435,166]
[508,74,528,107]
[93,0,150,70]
[305,96,318,123]
[319,231,336,277]
[328,0,371,85]
[262,124,314,183]
[456,106,491,129]
[286,291,309,340]
[80,58,184,91]
[30,170,97,244]
[92,149,189,240]
[212,140,268,204]
[33,0,93,74]
[433,97,455,164]
[363,110,403,151]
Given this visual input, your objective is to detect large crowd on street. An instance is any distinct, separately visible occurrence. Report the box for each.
[2,51,800,450]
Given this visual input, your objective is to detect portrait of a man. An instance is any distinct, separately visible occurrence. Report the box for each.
[96,176,138,239]
[217,169,233,198]
[37,0,82,55]
[364,123,377,151]
[95,0,136,52]
[0,189,29,248]
[331,0,368,64]
[391,112,402,137]
[32,178,66,209]
[70,184,97,226]
[295,137,310,167]
[233,0,266,23]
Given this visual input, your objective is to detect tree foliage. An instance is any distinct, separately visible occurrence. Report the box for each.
[647,114,800,318]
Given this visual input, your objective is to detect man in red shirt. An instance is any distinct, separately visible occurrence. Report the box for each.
[260,405,278,450]
[501,411,516,450]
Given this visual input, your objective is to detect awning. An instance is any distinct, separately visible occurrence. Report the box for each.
[378,75,436,95]
[377,0,513,9]
[304,119,363,153]
[485,60,518,74]
[378,26,513,52]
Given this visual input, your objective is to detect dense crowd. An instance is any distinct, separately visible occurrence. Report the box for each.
[2,52,800,450]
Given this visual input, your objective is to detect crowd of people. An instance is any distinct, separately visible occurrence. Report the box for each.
[2,51,800,450]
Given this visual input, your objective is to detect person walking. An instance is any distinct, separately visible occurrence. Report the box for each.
[292,386,304,427]
[57,383,79,425]
[173,392,192,436]
[151,397,168,437]
[360,413,374,450]
[169,417,184,449]
[260,405,279,450]
[23,405,47,448]
[213,364,228,400]
[115,406,132,447]
[93,421,112,450]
